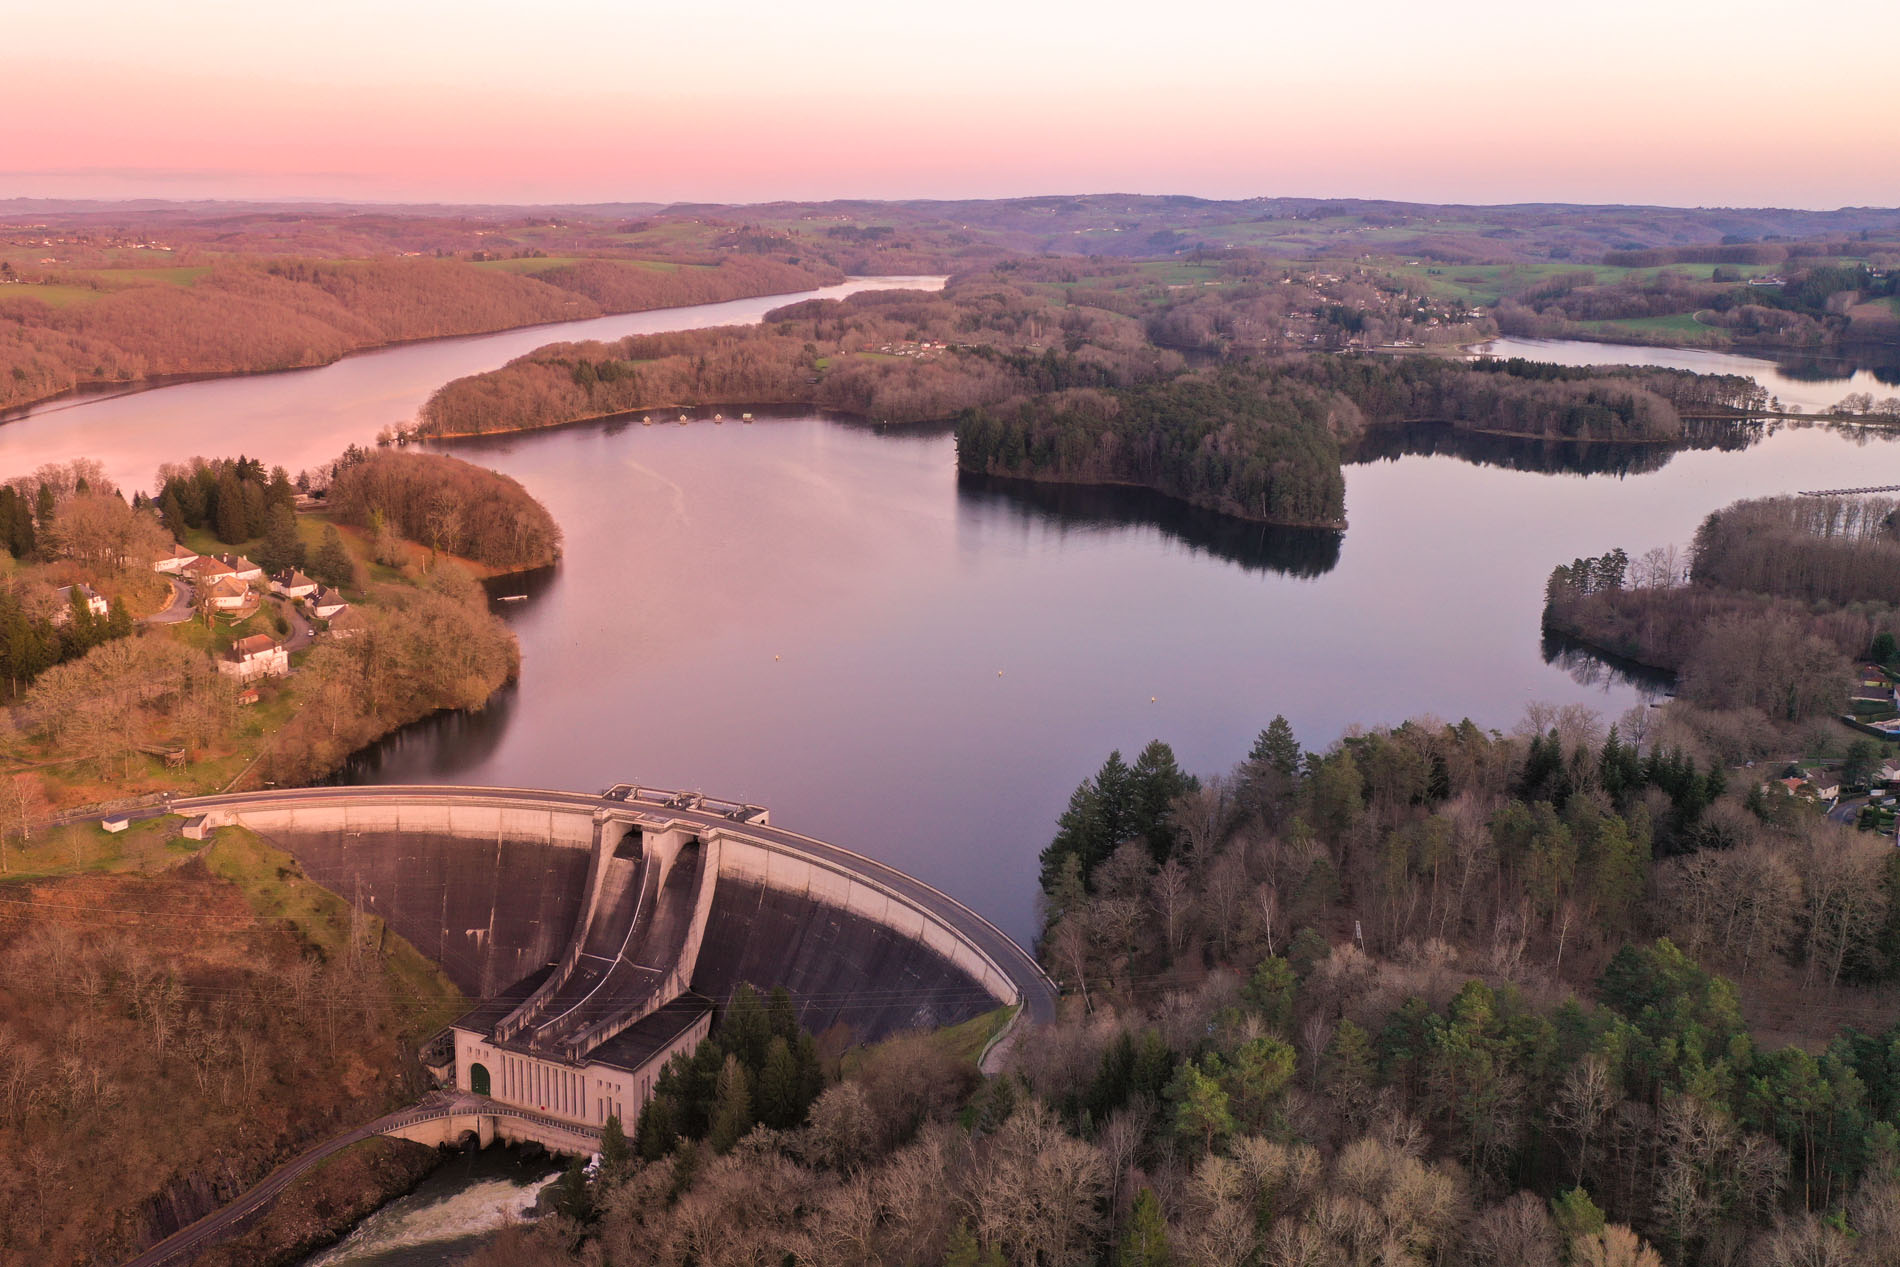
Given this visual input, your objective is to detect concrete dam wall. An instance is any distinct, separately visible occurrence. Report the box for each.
[191,787,1048,1044]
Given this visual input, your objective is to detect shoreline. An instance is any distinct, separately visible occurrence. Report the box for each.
[0,271,856,425]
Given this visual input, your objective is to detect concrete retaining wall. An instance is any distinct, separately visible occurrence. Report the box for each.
[714,833,1019,1008]
[216,790,1024,1037]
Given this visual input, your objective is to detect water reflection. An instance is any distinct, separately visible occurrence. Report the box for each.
[1345,419,1765,479]
[955,470,1344,577]
[1540,628,1676,697]
[328,681,521,786]
[1773,348,1900,386]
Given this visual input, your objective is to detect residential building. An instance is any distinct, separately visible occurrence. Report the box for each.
[270,569,318,599]
[311,587,348,619]
[53,583,109,622]
[184,555,238,584]
[153,543,199,573]
[216,553,265,583]
[206,575,251,611]
[219,633,289,681]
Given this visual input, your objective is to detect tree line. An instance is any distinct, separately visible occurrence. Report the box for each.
[1547,498,1900,723]
[458,707,1900,1267]
[955,368,1351,528]
[0,255,844,415]
[324,450,562,572]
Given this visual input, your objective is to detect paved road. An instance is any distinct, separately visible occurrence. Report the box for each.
[158,784,1059,1026]
[141,576,193,625]
[121,1092,599,1267]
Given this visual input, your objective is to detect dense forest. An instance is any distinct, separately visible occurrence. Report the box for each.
[0,255,840,413]
[323,449,563,572]
[1545,496,1900,726]
[0,830,460,1264]
[462,704,1900,1267]
[954,369,1351,527]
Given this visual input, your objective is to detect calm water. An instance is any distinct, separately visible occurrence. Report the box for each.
[14,306,1900,1264]
[0,276,945,496]
[1477,336,1900,412]
[5,304,1898,944]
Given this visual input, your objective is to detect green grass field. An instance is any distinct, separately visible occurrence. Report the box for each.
[0,815,198,881]
[469,255,587,274]
[1573,313,1718,337]
[86,265,212,286]
[0,282,104,307]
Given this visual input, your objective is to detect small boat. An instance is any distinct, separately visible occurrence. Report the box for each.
[642,415,652,426]
[497,594,528,603]
[678,414,689,424]
[713,413,724,423]
[741,413,754,423]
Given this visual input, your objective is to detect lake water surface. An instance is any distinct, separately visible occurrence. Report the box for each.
[13,296,1900,1264]
[5,303,1897,945]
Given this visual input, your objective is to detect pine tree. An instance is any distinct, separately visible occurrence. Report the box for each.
[707,1053,753,1153]
[599,1113,631,1182]
[723,984,771,1069]
[756,1036,802,1129]
[107,596,133,642]
[634,1093,679,1162]
[1252,714,1302,778]
[551,1156,593,1222]
[1244,955,1296,1031]
[1117,1189,1172,1267]
[1130,739,1196,861]
[311,525,356,589]
[214,469,248,543]
[254,504,306,576]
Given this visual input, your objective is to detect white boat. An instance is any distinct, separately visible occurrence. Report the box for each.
[497,594,528,603]
[642,415,652,426]
[678,414,688,424]
[741,413,754,422]
[713,413,724,423]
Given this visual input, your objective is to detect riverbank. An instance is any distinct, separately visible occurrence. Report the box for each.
[0,256,846,418]
[188,1138,443,1267]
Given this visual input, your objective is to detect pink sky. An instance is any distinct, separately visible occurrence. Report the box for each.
[4,0,1896,207]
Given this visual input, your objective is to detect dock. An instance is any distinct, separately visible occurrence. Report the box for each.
[1798,485,1900,497]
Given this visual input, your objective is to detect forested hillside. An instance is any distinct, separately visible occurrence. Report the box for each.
[1545,496,1900,723]
[0,255,839,413]
[460,705,1900,1267]
[954,370,1351,527]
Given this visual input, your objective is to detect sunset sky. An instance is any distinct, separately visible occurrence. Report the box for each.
[5,0,1896,207]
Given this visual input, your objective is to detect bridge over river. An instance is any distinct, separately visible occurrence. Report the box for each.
[115,783,1054,1265]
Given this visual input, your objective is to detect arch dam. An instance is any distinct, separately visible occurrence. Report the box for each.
[148,783,1055,1141]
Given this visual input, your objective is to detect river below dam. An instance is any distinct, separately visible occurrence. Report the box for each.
[8,289,1900,1262]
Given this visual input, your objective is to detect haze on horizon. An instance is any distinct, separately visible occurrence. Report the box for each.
[4,0,1897,209]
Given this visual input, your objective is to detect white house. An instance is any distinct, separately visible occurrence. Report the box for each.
[153,543,199,574]
[310,587,348,619]
[218,633,289,681]
[184,555,238,585]
[270,569,318,599]
[205,575,251,611]
[216,553,265,583]
[54,583,109,621]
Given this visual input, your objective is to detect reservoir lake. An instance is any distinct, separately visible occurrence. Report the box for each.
[5,297,1897,945]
